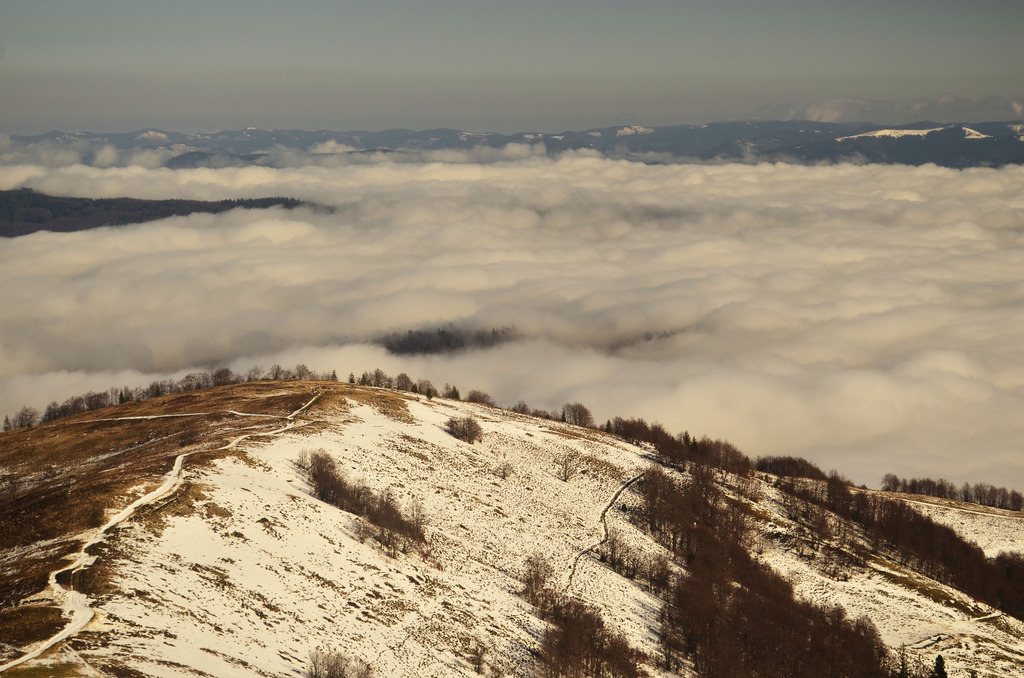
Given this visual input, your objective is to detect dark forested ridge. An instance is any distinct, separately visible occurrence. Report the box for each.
[0,188,307,237]
[376,326,518,355]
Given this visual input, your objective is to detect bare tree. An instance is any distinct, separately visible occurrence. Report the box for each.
[416,379,435,397]
[212,367,236,386]
[179,372,212,391]
[522,553,555,608]
[12,406,39,429]
[394,373,415,391]
[554,451,581,482]
[467,637,489,674]
[561,402,594,428]
[509,400,531,414]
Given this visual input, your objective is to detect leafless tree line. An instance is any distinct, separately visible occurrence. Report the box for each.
[882,472,1024,512]
[519,554,646,678]
[298,449,426,558]
[2,363,339,431]
[632,466,894,678]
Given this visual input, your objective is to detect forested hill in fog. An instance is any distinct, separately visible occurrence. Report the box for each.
[0,189,307,237]
[7,119,1024,168]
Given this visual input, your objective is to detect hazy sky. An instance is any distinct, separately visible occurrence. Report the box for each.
[2,0,1023,133]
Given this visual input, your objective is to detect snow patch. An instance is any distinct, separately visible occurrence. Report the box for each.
[961,127,992,139]
[134,130,169,142]
[615,126,654,137]
[838,127,945,141]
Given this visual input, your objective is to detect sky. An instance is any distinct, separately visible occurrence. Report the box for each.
[2,151,1024,490]
[2,0,1024,134]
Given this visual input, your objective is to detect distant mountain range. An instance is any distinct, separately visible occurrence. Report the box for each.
[10,120,1024,168]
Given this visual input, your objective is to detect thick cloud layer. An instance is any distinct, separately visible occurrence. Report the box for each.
[2,156,1024,488]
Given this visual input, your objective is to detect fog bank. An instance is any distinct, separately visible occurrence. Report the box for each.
[2,156,1023,488]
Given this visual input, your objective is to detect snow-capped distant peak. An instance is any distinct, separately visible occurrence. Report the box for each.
[134,130,169,142]
[838,127,945,141]
[961,127,992,139]
[616,125,654,137]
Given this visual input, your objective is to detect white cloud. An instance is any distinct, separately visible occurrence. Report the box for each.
[2,157,1024,489]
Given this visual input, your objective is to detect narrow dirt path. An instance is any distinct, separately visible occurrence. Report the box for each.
[0,391,324,674]
[563,472,643,594]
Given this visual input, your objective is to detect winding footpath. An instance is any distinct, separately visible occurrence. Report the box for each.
[0,453,193,673]
[563,472,644,594]
[0,392,323,673]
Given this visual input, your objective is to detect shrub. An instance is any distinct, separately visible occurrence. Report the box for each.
[446,416,483,444]
[466,390,496,406]
[494,461,514,480]
[308,650,373,678]
[509,400,531,414]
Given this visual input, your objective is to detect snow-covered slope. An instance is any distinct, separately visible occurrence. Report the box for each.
[751,483,1024,676]
[3,382,1024,677]
[83,391,663,678]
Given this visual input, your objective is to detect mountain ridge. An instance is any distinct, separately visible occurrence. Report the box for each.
[8,120,1024,168]
[3,380,1024,677]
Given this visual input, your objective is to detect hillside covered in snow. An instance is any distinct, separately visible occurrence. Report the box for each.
[2,380,1024,677]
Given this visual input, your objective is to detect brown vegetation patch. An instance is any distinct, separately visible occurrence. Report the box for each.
[1,662,87,678]
[400,448,431,463]
[306,389,353,417]
[134,482,211,535]
[874,566,983,618]
[87,661,149,678]
[338,386,415,423]
[74,541,125,598]
[539,424,612,445]
[203,501,233,521]
[578,454,626,481]
[0,603,65,654]
[988,615,1024,641]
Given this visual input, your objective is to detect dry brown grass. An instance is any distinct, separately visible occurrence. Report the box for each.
[540,423,613,445]
[337,385,416,423]
[0,603,65,655]
[1,661,87,678]
[578,454,627,481]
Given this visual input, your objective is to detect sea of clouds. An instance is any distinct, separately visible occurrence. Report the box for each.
[2,147,1023,488]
